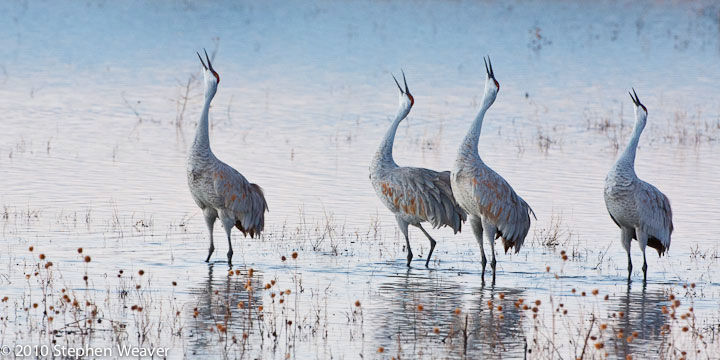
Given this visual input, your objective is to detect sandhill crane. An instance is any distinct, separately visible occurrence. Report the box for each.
[187,50,268,266]
[604,89,673,281]
[451,57,535,282]
[370,71,467,268]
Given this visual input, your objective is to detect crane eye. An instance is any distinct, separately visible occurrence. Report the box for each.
[212,71,220,84]
[493,79,499,89]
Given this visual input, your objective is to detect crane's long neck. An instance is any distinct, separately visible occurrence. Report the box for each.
[192,94,213,154]
[373,106,409,168]
[618,114,646,169]
[459,96,492,159]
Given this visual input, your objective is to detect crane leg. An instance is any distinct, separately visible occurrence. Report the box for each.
[222,217,235,266]
[203,209,217,263]
[396,216,412,267]
[636,228,648,282]
[621,228,633,280]
[470,216,486,280]
[482,218,498,281]
[416,224,437,268]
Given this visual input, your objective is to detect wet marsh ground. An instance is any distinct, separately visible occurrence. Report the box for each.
[2,0,720,358]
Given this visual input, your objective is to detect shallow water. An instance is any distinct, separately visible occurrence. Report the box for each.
[1,0,720,358]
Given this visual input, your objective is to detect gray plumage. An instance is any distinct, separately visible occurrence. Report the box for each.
[370,72,466,267]
[451,57,535,282]
[604,89,673,281]
[187,51,268,265]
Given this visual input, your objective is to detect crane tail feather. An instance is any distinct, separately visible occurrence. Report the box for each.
[648,236,668,257]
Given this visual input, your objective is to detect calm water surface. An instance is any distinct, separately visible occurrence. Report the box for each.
[1,0,719,358]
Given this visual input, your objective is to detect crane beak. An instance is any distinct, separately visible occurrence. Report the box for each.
[632,88,640,106]
[484,56,499,89]
[197,52,208,71]
[392,73,404,94]
[484,56,496,80]
[487,56,495,80]
[204,49,213,72]
[392,70,413,106]
[629,88,647,112]
[401,69,414,106]
[401,69,410,95]
[203,48,220,83]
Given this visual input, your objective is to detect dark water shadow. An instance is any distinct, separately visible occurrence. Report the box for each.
[607,283,669,358]
[186,264,265,357]
[369,269,527,359]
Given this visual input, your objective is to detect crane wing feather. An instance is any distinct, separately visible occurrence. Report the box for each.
[377,167,466,232]
[469,167,533,253]
[212,163,268,238]
[636,180,673,253]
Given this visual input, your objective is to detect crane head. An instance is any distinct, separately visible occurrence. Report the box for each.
[629,88,647,114]
[197,49,220,85]
[484,56,499,91]
[392,70,414,109]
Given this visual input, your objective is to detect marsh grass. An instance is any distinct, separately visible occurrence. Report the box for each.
[532,211,573,249]
[584,102,720,152]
